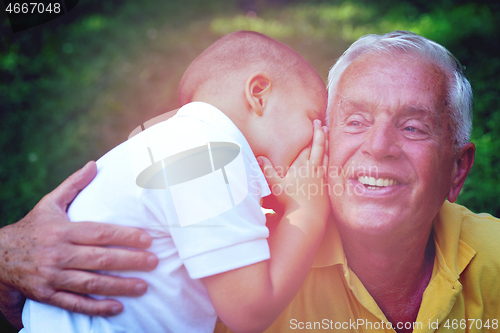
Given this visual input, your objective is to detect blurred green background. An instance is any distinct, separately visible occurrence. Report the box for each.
[1,0,499,227]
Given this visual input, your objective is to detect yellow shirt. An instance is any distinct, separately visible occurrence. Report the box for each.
[214,202,500,332]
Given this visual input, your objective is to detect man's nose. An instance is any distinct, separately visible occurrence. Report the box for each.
[361,120,402,160]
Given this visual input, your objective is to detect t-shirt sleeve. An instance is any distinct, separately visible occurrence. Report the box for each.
[139,116,271,279]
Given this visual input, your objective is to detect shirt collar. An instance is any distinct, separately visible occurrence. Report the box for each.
[432,201,476,278]
[312,201,476,278]
[311,201,478,324]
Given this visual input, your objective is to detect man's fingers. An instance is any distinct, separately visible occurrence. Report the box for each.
[309,120,326,166]
[59,245,158,271]
[48,161,98,210]
[52,271,148,297]
[66,222,153,249]
[47,292,125,316]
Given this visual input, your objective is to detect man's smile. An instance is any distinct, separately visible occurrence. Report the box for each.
[357,175,400,189]
[340,170,408,197]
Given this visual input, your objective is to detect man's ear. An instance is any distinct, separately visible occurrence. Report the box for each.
[245,72,272,116]
[448,142,475,203]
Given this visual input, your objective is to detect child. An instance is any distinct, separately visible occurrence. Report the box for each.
[21,30,330,333]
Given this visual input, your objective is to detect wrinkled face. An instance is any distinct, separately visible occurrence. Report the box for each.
[263,79,327,174]
[327,52,455,236]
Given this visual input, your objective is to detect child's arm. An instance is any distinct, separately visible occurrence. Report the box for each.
[202,120,330,333]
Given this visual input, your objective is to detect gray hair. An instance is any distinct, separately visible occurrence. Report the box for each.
[327,30,473,147]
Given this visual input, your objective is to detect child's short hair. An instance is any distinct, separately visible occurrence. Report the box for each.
[178,30,320,106]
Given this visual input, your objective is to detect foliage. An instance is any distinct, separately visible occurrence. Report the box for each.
[1,0,499,227]
[0,0,239,225]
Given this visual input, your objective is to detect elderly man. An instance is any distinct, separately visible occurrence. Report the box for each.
[243,31,498,332]
[2,31,500,332]
[230,30,500,333]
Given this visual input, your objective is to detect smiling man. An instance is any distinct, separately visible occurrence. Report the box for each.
[325,32,475,329]
[246,31,500,333]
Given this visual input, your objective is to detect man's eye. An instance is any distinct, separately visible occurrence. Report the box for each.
[344,115,368,133]
[401,121,431,139]
[404,126,418,132]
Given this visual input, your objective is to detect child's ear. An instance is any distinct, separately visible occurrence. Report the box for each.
[245,72,272,116]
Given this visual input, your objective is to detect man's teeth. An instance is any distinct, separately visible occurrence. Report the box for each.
[357,176,399,187]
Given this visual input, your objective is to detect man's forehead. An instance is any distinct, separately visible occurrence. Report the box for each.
[338,50,447,88]
[335,98,433,116]
[328,51,449,117]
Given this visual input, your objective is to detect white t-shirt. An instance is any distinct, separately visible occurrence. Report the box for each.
[21,102,271,333]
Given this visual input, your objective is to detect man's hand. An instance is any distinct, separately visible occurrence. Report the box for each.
[0,161,159,328]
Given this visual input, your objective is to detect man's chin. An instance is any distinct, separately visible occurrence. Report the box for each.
[333,207,407,236]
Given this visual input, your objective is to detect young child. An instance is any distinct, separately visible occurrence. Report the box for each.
[21,30,330,333]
